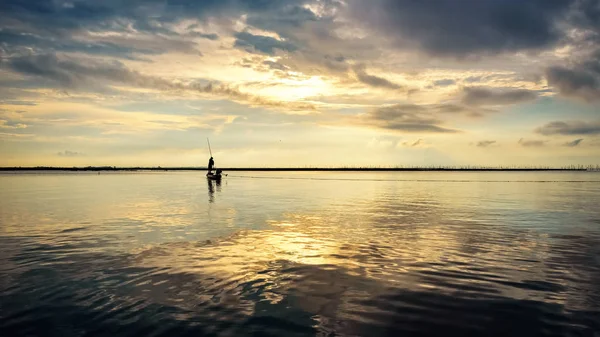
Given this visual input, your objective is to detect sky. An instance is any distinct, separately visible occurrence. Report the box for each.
[1,0,599,167]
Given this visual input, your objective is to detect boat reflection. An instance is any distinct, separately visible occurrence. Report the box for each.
[207,178,221,203]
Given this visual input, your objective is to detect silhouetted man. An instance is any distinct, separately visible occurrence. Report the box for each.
[208,157,214,173]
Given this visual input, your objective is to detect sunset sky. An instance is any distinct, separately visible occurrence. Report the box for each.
[1,0,599,167]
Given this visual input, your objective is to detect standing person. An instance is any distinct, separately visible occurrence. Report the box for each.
[208,157,214,173]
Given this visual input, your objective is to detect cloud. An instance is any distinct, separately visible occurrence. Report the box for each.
[476,140,496,147]
[564,139,584,147]
[0,100,37,106]
[245,2,320,32]
[546,55,600,102]
[353,65,402,90]
[464,76,483,83]
[0,120,27,129]
[433,79,456,87]
[399,138,430,148]
[0,0,309,62]
[4,53,139,88]
[535,121,600,135]
[432,104,492,117]
[57,150,85,157]
[571,0,600,31]
[233,31,298,55]
[0,132,34,139]
[0,29,162,60]
[191,32,219,40]
[461,87,538,106]
[518,138,546,147]
[411,139,424,147]
[0,0,306,34]
[543,0,600,103]
[359,104,459,133]
[262,60,289,71]
[346,0,573,57]
[2,53,315,112]
[352,102,489,133]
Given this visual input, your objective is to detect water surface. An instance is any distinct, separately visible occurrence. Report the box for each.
[1,171,599,336]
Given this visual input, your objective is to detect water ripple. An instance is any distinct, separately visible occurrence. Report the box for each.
[1,172,599,336]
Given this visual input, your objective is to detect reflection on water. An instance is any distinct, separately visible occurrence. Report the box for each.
[1,171,599,336]
[208,179,221,203]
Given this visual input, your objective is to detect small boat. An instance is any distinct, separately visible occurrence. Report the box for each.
[206,169,223,180]
[206,172,222,180]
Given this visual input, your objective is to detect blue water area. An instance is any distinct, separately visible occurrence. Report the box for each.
[1,171,599,336]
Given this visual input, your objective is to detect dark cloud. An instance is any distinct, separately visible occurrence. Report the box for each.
[535,121,600,135]
[233,31,297,55]
[518,138,546,147]
[0,29,160,60]
[0,0,363,87]
[564,139,584,147]
[360,104,459,133]
[358,103,491,133]
[543,0,600,102]
[0,0,593,69]
[353,65,402,90]
[461,87,538,106]
[189,32,220,40]
[57,150,84,157]
[546,53,600,102]
[0,0,308,34]
[433,79,456,87]
[3,53,151,88]
[0,0,309,60]
[245,2,319,31]
[0,0,116,32]
[572,0,600,31]
[347,0,574,57]
[477,140,496,147]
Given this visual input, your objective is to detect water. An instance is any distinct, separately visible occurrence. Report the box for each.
[1,171,599,336]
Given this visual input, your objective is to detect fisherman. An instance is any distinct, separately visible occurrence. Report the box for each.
[208,156,214,173]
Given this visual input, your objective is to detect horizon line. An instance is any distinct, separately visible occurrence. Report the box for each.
[1,165,600,172]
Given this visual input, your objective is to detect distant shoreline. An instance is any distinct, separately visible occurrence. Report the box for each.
[1,167,599,172]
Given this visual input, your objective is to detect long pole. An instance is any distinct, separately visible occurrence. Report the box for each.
[207,138,213,157]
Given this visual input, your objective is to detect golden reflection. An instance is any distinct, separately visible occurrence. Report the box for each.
[131,192,564,313]
[133,214,341,274]
[2,171,585,318]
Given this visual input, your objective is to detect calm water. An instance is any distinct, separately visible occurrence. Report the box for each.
[1,171,600,336]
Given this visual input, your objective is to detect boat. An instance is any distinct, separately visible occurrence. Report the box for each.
[206,172,222,180]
